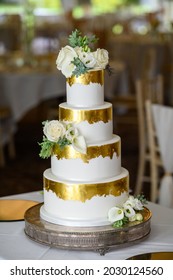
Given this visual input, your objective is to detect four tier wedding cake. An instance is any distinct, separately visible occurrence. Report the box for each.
[39,30,145,228]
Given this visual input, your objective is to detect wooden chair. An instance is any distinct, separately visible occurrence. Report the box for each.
[144,99,164,202]
[135,75,164,202]
[0,107,16,167]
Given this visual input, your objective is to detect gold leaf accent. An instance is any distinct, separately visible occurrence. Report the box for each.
[67,70,104,86]
[59,105,112,124]
[53,140,120,163]
[44,175,129,202]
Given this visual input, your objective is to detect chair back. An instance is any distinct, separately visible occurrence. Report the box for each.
[136,75,163,149]
[147,101,173,207]
[135,75,164,201]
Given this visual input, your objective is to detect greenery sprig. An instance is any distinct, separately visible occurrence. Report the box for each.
[68,29,99,77]
[136,194,148,205]
[71,57,90,77]
[38,136,71,159]
[68,29,98,52]
[112,216,129,228]
[38,136,54,159]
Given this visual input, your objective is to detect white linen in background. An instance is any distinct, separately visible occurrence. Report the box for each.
[0,191,173,260]
[152,104,173,208]
[0,72,66,122]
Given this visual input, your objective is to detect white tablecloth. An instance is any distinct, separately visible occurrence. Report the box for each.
[0,191,173,260]
[0,71,66,122]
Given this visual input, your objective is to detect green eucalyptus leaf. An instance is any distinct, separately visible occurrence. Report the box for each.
[112,216,129,228]
[38,137,54,159]
[68,29,98,50]
[135,194,147,205]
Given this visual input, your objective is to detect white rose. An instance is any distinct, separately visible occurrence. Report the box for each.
[93,48,109,69]
[43,120,65,142]
[56,46,77,77]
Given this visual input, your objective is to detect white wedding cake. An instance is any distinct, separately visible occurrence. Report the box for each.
[39,30,145,228]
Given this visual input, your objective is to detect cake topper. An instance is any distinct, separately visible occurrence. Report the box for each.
[56,29,109,78]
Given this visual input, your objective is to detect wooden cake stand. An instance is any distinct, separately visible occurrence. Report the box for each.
[24,203,151,255]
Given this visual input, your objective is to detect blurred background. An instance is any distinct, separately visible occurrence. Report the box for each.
[1,0,173,202]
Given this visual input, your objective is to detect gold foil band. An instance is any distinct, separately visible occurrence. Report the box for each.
[67,70,104,86]
[53,141,120,163]
[59,106,112,124]
[44,175,129,202]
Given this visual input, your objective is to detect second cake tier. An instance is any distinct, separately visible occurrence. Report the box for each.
[51,135,121,181]
[59,102,113,143]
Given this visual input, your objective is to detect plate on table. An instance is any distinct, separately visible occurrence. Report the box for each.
[127,252,173,260]
[0,200,39,222]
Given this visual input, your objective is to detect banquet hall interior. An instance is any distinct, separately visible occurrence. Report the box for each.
[0,0,173,208]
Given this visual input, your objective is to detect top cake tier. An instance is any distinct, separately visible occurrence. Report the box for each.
[66,70,104,108]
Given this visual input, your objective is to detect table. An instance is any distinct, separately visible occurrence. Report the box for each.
[0,191,173,260]
[0,70,66,122]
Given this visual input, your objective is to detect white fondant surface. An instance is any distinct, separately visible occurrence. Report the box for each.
[75,120,112,143]
[59,102,113,143]
[51,135,121,181]
[41,69,130,227]
[42,168,129,227]
[67,82,104,107]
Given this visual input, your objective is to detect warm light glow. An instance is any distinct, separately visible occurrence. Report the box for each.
[112,24,124,34]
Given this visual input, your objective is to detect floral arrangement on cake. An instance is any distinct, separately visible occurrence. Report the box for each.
[56,29,109,78]
[39,120,87,159]
[108,195,147,228]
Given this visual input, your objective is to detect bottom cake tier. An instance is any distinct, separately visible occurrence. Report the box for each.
[40,168,129,227]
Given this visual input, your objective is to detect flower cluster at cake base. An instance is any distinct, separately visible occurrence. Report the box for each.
[56,29,109,78]
[108,195,147,228]
[39,120,87,159]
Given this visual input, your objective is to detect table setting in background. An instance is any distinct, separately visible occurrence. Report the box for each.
[0,52,66,122]
[0,51,130,124]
